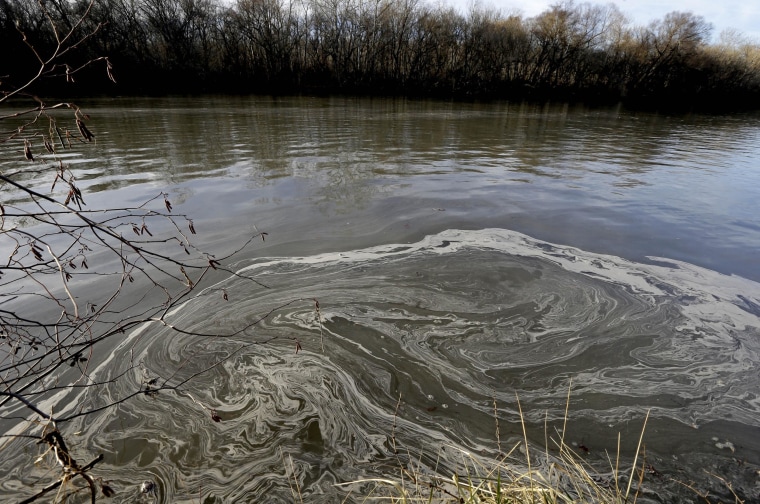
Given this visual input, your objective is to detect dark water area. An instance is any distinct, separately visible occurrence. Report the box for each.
[1,96,759,502]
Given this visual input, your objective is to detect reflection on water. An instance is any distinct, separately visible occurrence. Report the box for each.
[3,95,755,278]
[2,97,760,501]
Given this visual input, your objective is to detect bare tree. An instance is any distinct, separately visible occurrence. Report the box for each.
[1,2,314,501]
[627,11,712,97]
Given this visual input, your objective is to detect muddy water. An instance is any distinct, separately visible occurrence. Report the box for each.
[1,96,759,502]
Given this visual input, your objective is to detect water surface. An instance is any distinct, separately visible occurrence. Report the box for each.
[1,96,759,502]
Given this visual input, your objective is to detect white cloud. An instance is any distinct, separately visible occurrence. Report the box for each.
[450,0,760,42]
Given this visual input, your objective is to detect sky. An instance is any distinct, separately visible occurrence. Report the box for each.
[446,0,760,43]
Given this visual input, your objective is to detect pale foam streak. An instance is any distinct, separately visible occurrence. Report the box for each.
[3,228,758,502]
[185,228,760,498]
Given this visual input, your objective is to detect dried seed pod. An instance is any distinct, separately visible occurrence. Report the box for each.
[76,118,94,141]
[44,137,54,153]
[188,220,196,234]
[65,184,85,209]
[24,139,34,161]
[106,58,116,83]
[164,198,172,212]
[54,126,65,149]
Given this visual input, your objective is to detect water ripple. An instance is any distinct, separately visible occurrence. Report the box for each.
[8,228,759,502]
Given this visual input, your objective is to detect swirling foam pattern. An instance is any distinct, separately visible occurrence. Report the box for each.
[4,229,759,502]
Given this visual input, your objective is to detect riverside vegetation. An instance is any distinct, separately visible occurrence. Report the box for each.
[1,0,760,110]
[1,1,316,501]
[334,390,744,503]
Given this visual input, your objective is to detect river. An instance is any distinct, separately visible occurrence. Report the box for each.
[1,96,759,502]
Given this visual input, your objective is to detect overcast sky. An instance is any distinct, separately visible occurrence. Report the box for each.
[446,0,760,42]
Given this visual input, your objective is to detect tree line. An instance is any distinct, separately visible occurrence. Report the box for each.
[2,0,760,109]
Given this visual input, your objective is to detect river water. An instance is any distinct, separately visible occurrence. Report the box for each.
[1,96,759,502]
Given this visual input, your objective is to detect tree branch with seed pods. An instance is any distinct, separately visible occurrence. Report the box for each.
[0,2,322,501]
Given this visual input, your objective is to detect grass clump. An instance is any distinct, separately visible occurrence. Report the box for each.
[337,385,652,504]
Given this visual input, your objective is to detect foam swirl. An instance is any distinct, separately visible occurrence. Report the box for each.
[6,229,759,502]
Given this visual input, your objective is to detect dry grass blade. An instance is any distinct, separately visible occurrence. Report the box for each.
[624,409,650,503]
[334,479,409,503]
[336,387,657,504]
[281,449,305,504]
[514,391,535,500]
